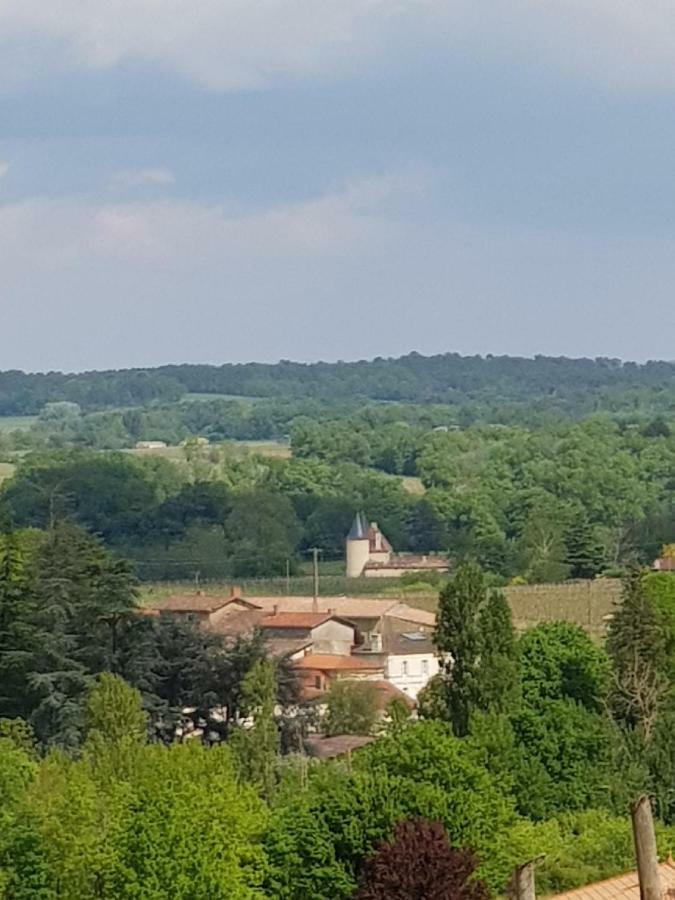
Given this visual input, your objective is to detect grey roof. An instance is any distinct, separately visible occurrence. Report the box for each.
[347,511,369,540]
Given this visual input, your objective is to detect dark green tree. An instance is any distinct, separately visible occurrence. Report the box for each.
[564,515,604,579]
[434,563,520,736]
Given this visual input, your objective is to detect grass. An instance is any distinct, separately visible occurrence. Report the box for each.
[129,440,291,461]
[0,462,16,484]
[0,416,37,432]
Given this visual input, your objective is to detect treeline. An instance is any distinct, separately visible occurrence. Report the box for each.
[1,425,673,582]
[0,451,443,580]
[0,370,182,415]
[2,558,675,897]
[3,351,675,417]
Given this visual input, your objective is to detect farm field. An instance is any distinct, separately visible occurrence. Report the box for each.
[0,415,37,432]
[129,439,291,461]
[0,461,16,483]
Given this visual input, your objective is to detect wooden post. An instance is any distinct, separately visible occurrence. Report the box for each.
[632,796,661,900]
[509,860,537,900]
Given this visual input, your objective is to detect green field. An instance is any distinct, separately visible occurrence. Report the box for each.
[0,416,37,432]
[129,439,291,461]
[0,462,16,483]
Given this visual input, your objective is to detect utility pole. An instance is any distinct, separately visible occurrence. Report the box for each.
[310,548,320,613]
[285,558,291,595]
[632,796,661,900]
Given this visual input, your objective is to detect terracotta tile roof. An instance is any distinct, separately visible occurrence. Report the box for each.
[245,595,436,626]
[551,859,675,900]
[206,609,266,638]
[364,555,449,571]
[264,637,313,658]
[304,734,376,758]
[260,612,349,630]
[293,654,384,672]
[152,592,261,614]
[370,680,417,710]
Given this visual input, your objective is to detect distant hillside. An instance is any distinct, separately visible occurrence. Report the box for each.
[2,352,675,416]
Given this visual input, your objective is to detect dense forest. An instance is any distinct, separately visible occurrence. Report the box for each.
[2,351,675,416]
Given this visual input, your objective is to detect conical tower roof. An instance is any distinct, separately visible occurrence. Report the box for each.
[347,511,369,540]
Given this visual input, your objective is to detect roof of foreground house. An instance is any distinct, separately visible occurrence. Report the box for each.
[259,612,355,630]
[152,591,261,614]
[246,595,436,626]
[293,654,384,672]
[551,859,675,900]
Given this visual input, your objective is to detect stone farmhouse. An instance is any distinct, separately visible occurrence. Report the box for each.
[147,589,439,702]
[346,511,449,579]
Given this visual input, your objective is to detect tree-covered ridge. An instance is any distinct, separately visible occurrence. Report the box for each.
[2,351,675,416]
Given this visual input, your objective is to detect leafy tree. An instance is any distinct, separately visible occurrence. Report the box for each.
[434,563,519,735]
[230,659,280,799]
[226,490,302,577]
[519,623,610,712]
[323,680,379,736]
[355,818,489,900]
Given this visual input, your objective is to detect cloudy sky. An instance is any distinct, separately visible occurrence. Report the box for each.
[2,1,675,371]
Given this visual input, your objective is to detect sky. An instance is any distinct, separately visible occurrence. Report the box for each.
[1,1,675,372]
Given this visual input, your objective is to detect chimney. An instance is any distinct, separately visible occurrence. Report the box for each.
[632,796,661,900]
[273,604,279,615]
[327,607,334,615]
[230,585,242,599]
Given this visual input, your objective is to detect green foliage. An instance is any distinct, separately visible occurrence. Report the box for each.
[519,623,610,711]
[434,563,520,735]
[231,660,280,799]
[323,681,379,737]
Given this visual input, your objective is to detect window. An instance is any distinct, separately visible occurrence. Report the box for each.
[422,659,429,677]
[402,661,408,676]
[315,675,322,689]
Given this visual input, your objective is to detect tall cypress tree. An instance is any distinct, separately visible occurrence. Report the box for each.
[434,562,520,736]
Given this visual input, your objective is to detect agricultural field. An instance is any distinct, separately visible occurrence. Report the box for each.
[0,415,37,432]
[0,461,16,483]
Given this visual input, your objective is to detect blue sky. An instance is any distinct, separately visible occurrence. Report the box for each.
[1,1,674,371]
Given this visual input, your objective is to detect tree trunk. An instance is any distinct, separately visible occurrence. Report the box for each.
[632,796,661,900]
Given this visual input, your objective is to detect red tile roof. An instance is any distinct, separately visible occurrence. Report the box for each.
[260,612,335,629]
[152,592,261,614]
[293,654,383,672]
[260,612,354,630]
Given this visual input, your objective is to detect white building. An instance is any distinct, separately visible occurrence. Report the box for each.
[353,618,439,700]
[345,512,449,580]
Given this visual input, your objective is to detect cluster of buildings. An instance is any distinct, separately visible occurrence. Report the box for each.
[146,587,439,705]
[345,513,449,579]
[146,513,445,707]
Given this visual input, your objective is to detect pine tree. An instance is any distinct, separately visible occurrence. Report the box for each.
[434,562,520,736]
[606,569,669,742]
[564,515,604,579]
[0,527,32,720]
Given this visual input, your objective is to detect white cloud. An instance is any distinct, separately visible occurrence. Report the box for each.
[112,167,176,189]
[3,0,675,92]
[0,170,419,269]
[0,162,9,179]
